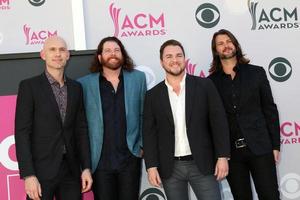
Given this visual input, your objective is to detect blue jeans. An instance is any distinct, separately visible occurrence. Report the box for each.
[161,160,221,200]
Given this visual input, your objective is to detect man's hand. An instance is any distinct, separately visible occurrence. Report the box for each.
[214,158,229,181]
[273,150,280,164]
[147,167,162,187]
[81,169,93,193]
[24,176,42,200]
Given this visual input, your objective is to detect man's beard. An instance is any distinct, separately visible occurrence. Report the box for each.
[163,63,185,76]
[102,57,124,70]
[219,48,237,60]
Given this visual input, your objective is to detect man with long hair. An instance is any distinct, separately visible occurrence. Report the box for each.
[208,29,281,199]
[78,36,146,200]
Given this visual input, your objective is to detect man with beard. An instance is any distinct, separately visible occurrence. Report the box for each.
[78,36,146,200]
[142,39,230,200]
[208,29,280,200]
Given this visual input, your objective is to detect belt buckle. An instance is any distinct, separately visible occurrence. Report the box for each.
[235,138,246,148]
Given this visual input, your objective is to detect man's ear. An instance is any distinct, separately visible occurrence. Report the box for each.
[40,50,45,60]
[66,51,70,60]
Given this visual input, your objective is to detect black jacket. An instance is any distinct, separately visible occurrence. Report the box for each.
[208,64,280,155]
[15,73,91,180]
[143,74,230,179]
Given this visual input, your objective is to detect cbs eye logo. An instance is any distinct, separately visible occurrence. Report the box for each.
[135,65,156,90]
[280,173,300,199]
[268,57,292,82]
[195,3,220,28]
[28,0,45,6]
[139,188,166,200]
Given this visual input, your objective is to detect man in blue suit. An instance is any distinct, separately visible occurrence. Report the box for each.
[78,36,146,200]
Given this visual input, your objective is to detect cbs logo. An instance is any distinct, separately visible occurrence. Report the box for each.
[135,65,156,90]
[139,188,166,200]
[195,3,220,28]
[268,57,292,82]
[28,0,45,6]
[0,135,18,171]
[280,173,300,199]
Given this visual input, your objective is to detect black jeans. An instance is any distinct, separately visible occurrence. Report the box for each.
[227,147,280,200]
[92,156,142,200]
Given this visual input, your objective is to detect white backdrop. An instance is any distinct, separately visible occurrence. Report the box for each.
[0,0,299,199]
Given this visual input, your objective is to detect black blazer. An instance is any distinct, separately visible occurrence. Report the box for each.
[208,64,280,155]
[15,73,91,180]
[143,74,230,179]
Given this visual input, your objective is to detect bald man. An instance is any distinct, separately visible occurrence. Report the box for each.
[15,36,92,200]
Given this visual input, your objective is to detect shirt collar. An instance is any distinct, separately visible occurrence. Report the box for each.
[100,69,123,81]
[220,64,240,77]
[45,70,66,85]
[165,73,186,91]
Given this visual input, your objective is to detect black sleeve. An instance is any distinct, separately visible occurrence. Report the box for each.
[14,80,35,178]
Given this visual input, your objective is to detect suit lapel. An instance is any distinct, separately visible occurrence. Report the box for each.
[160,83,174,127]
[185,74,195,127]
[123,70,130,117]
[63,78,74,127]
[89,74,103,124]
[39,73,62,124]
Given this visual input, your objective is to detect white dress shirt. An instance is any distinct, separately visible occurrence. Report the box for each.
[165,74,192,157]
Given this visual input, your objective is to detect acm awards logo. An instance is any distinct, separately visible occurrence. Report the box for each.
[248,0,299,30]
[0,0,11,10]
[23,24,58,45]
[28,0,45,6]
[139,188,166,200]
[195,3,220,28]
[268,57,292,82]
[280,121,300,145]
[109,3,166,38]
[185,59,207,77]
[280,173,300,199]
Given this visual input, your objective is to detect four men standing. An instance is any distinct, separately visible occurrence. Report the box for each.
[15,33,280,200]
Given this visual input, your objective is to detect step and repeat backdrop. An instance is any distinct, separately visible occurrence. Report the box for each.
[0,0,299,199]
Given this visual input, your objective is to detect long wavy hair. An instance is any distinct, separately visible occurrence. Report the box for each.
[209,29,249,74]
[90,36,134,73]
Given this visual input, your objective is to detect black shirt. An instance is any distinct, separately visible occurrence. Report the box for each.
[98,72,131,170]
[218,65,244,143]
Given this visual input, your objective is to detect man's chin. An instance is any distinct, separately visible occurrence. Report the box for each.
[104,65,122,70]
[167,69,185,76]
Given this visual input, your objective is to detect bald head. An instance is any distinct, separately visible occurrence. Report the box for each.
[40,36,70,71]
[42,36,68,51]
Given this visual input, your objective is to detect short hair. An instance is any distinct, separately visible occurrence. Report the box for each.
[209,29,250,73]
[90,36,134,73]
[160,39,185,60]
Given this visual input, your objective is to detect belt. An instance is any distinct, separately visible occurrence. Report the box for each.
[174,155,193,161]
[235,138,247,148]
